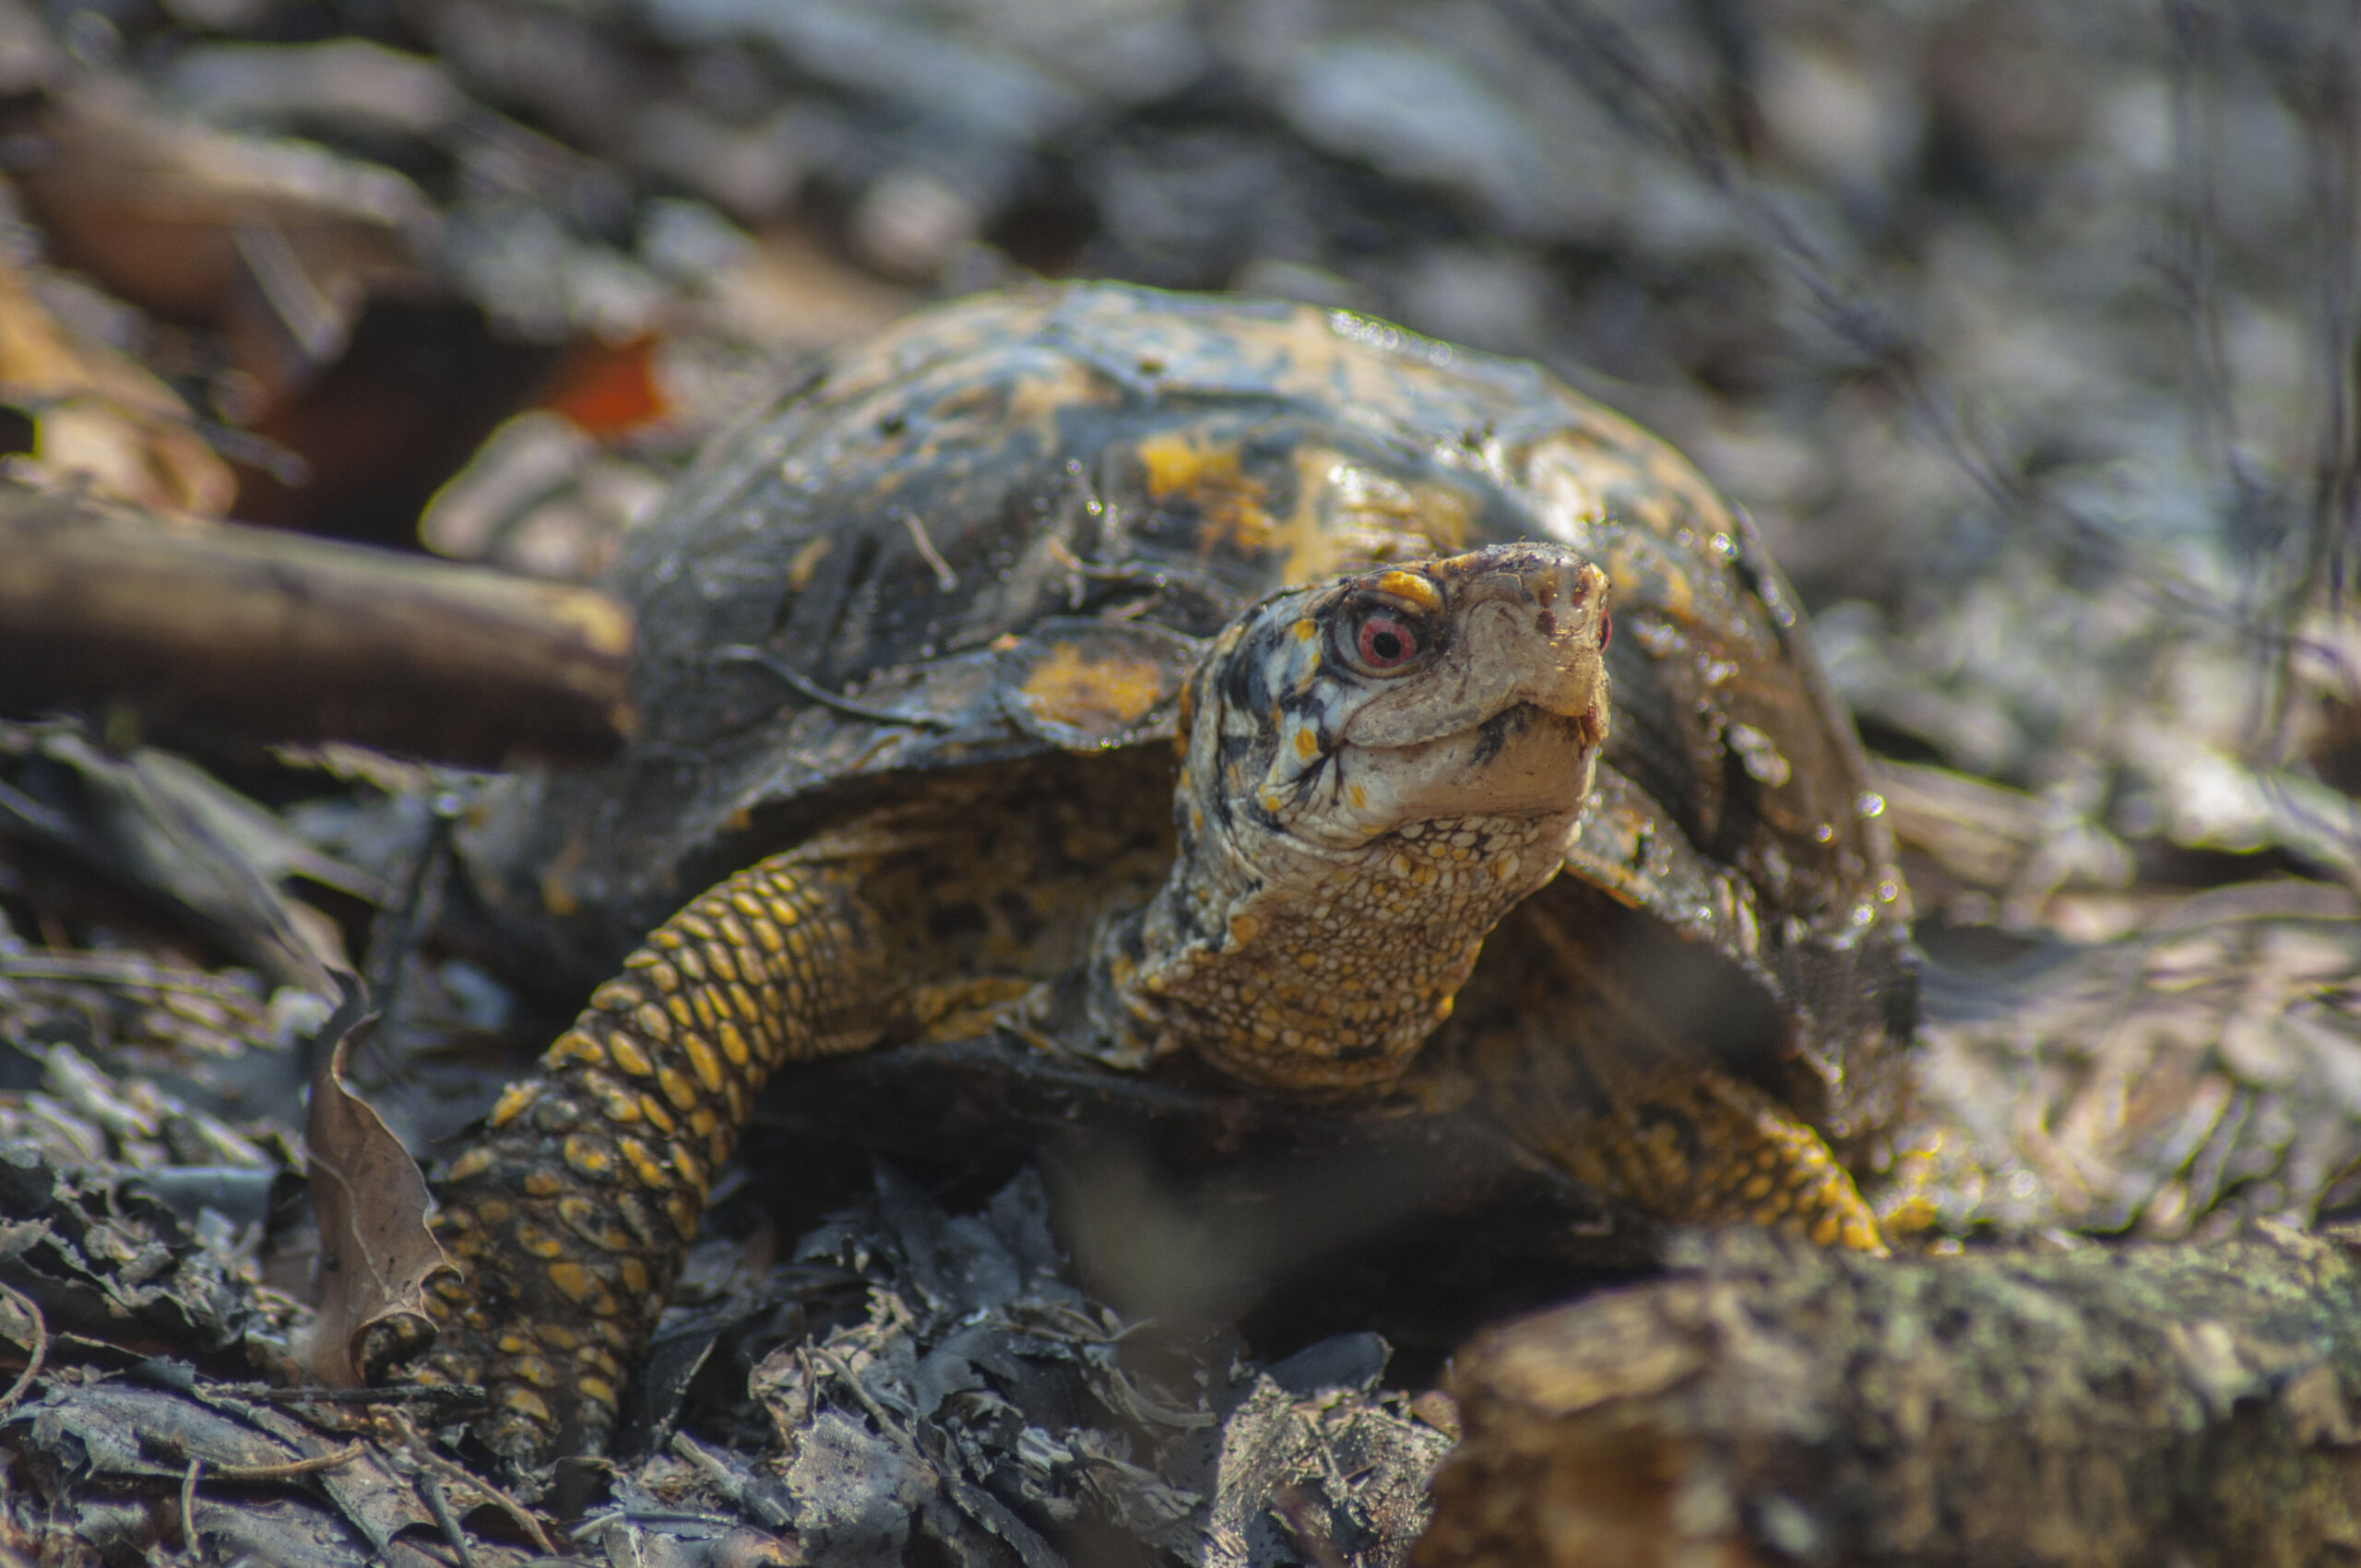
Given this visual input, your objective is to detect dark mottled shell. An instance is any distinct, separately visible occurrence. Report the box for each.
[465,282,1910,1137]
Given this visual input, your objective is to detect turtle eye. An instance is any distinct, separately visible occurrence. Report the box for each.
[1354,612,1420,671]
[1598,608,1611,652]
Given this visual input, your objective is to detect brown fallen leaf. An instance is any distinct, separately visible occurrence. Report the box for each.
[13,80,433,418]
[302,980,455,1389]
[0,248,233,515]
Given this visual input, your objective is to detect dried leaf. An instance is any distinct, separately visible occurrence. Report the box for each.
[0,249,231,515]
[6,727,353,996]
[16,81,432,415]
[303,983,453,1389]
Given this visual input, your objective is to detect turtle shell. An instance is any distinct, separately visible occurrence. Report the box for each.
[462,281,1912,1146]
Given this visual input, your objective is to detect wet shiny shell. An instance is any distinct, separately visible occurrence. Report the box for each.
[464,281,1912,1142]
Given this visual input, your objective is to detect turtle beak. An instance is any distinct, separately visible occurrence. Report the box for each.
[1388,545,1615,741]
[1435,549,1610,724]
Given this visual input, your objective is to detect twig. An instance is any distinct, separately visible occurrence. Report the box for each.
[0,1283,47,1418]
[710,645,954,730]
[389,1411,559,1557]
[813,1347,922,1458]
[419,1469,483,1568]
[899,509,960,590]
[208,1441,367,1481]
[181,1458,201,1555]
[196,1379,487,1408]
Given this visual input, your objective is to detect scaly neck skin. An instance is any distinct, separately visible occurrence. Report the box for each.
[1099,805,1577,1094]
[1086,544,1612,1095]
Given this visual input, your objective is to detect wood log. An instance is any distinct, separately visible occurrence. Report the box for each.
[1418,1225,2361,1568]
[0,483,633,766]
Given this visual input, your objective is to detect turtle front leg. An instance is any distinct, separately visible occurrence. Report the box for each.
[1547,1065,1886,1253]
[424,835,905,1464]
[1489,900,1888,1255]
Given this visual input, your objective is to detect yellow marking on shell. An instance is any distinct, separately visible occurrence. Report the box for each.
[688,1106,720,1137]
[608,1032,654,1077]
[512,1355,557,1388]
[1012,641,1169,736]
[1228,913,1261,947]
[1293,619,1317,641]
[705,941,739,984]
[1374,570,1442,610]
[1607,539,1694,624]
[1349,784,1367,808]
[651,929,684,951]
[716,1020,751,1068]
[726,983,760,1024]
[475,1198,513,1225]
[547,1031,605,1069]
[445,1146,494,1182]
[675,912,717,940]
[640,1095,676,1133]
[665,1194,700,1239]
[658,1067,700,1111]
[751,917,784,955]
[619,1256,649,1293]
[670,1143,705,1189]
[563,1134,613,1179]
[1294,728,1319,760]
[500,1388,552,1421]
[537,1323,579,1350]
[590,981,639,1013]
[682,1034,727,1093]
[1138,429,1235,499]
[690,992,718,1030]
[634,1004,673,1045]
[487,1083,539,1129]
[546,1262,597,1303]
[496,1333,528,1355]
[524,1170,564,1197]
[766,897,800,927]
[579,1376,618,1408]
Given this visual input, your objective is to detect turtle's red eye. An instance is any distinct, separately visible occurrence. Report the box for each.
[1355,613,1419,670]
[1598,608,1610,652]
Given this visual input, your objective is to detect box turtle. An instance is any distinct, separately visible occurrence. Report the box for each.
[430,282,1916,1463]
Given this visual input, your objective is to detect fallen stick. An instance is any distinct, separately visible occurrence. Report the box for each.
[0,483,633,766]
[1420,1225,2361,1568]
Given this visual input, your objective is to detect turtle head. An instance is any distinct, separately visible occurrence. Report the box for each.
[1182,542,1611,857]
[1097,542,1612,1092]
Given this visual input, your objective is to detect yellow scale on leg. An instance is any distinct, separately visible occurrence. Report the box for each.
[425,849,896,1461]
